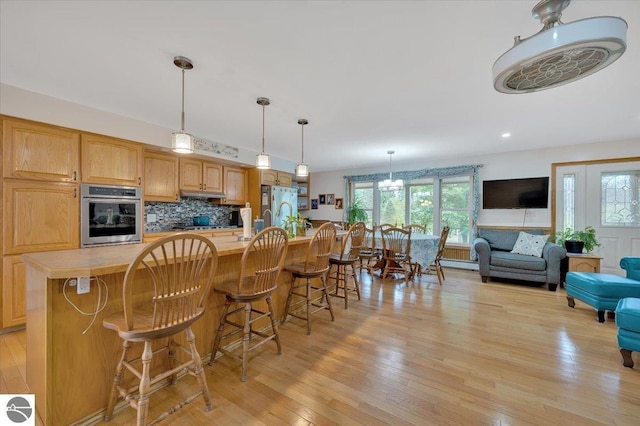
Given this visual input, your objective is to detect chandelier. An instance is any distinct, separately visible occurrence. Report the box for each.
[378,150,403,192]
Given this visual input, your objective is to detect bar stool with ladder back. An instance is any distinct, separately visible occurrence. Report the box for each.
[381,226,413,282]
[209,227,288,381]
[102,233,219,426]
[282,222,337,334]
[328,221,365,309]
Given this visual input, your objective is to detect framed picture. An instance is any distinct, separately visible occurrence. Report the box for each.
[319,194,326,205]
[311,199,318,209]
[335,198,343,209]
[327,193,335,205]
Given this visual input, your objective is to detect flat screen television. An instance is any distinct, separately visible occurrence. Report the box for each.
[482,177,549,209]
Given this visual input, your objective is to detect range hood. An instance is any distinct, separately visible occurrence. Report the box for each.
[179,190,227,199]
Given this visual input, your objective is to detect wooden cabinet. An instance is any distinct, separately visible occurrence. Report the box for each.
[2,255,26,328]
[221,166,247,205]
[260,169,292,187]
[3,180,80,254]
[292,178,310,211]
[144,150,179,202]
[179,158,223,193]
[81,134,143,186]
[2,118,80,182]
[567,253,602,273]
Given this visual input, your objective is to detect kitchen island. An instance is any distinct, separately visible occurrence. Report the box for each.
[21,231,317,425]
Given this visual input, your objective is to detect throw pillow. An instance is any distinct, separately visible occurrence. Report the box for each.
[511,231,549,257]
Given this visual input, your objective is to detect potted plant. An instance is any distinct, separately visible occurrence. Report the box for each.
[346,196,368,225]
[554,226,601,254]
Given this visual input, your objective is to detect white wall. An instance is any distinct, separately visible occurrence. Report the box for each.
[307,139,640,227]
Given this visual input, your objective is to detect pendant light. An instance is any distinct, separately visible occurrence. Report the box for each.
[295,118,309,178]
[378,150,403,192]
[493,0,627,93]
[171,56,195,153]
[256,97,271,169]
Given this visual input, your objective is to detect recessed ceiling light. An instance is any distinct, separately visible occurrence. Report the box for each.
[502,132,511,138]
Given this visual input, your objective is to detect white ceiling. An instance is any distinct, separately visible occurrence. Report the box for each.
[1,1,639,172]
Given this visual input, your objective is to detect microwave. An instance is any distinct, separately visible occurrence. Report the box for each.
[80,184,143,247]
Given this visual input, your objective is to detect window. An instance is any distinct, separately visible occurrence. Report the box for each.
[601,170,640,227]
[350,173,474,245]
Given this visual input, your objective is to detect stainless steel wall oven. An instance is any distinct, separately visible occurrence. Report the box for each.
[81,184,142,247]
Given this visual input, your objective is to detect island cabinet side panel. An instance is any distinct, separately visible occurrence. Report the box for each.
[25,267,52,426]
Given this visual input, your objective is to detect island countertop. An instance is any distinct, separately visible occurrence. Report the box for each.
[21,232,316,279]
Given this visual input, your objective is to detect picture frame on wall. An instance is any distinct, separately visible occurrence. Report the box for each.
[311,199,318,209]
[335,198,343,209]
[319,194,326,205]
[327,193,335,205]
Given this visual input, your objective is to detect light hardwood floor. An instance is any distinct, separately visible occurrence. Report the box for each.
[2,268,640,425]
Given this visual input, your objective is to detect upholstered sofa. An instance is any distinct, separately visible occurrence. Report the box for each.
[473,228,567,291]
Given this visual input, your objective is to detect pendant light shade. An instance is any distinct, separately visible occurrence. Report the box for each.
[295,118,309,178]
[378,150,403,192]
[172,56,195,153]
[493,0,627,94]
[256,97,271,169]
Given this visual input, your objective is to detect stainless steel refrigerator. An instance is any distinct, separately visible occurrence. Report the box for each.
[260,185,298,227]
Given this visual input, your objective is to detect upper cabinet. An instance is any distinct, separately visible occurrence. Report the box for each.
[292,177,310,211]
[221,166,247,205]
[81,134,143,186]
[144,150,179,202]
[2,118,80,182]
[259,169,292,187]
[179,158,223,193]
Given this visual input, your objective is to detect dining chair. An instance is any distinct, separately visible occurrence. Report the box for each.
[102,233,218,426]
[358,225,379,275]
[404,224,426,235]
[423,225,450,284]
[328,221,365,309]
[209,227,288,381]
[381,226,413,282]
[282,222,337,334]
[378,223,395,232]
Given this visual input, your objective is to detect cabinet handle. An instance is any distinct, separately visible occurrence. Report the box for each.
[73,171,77,181]
[138,177,142,185]
[203,183,207,190]
[73,188,77,198]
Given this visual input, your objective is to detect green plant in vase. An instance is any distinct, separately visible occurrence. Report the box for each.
[553,226,601,253]
[347,196,368,225]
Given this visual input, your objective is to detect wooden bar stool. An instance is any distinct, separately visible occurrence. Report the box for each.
[328,222,365,309]
[282,222,337,334]
[209,227,288,381]
[103,234,218,426]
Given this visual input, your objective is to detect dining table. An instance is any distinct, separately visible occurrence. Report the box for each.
[372,232,441,278]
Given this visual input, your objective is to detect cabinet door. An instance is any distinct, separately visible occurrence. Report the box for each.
[222,166,247,205]
[260,169,279,186]
[202,162,223,193]
[179,158,204,191]
[81,134,142,186]
[3,118,80,182]
[144,151,179,202]
[2,255,26,328]
[3,181,80,254]
[277,172,292,187]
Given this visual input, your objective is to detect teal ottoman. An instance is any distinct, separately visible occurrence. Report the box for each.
[566,272,640,322]
[616,298,640,368]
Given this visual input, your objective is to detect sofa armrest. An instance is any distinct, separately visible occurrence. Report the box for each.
[542,242,567,284]
[473,237,491,276]
[620,257,640,281]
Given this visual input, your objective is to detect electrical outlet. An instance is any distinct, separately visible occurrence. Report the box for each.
[77,277,91,294]
[69,278,77,287]
[147,213,157,223]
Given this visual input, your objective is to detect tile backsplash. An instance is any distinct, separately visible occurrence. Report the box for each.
[144,198,237,232]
